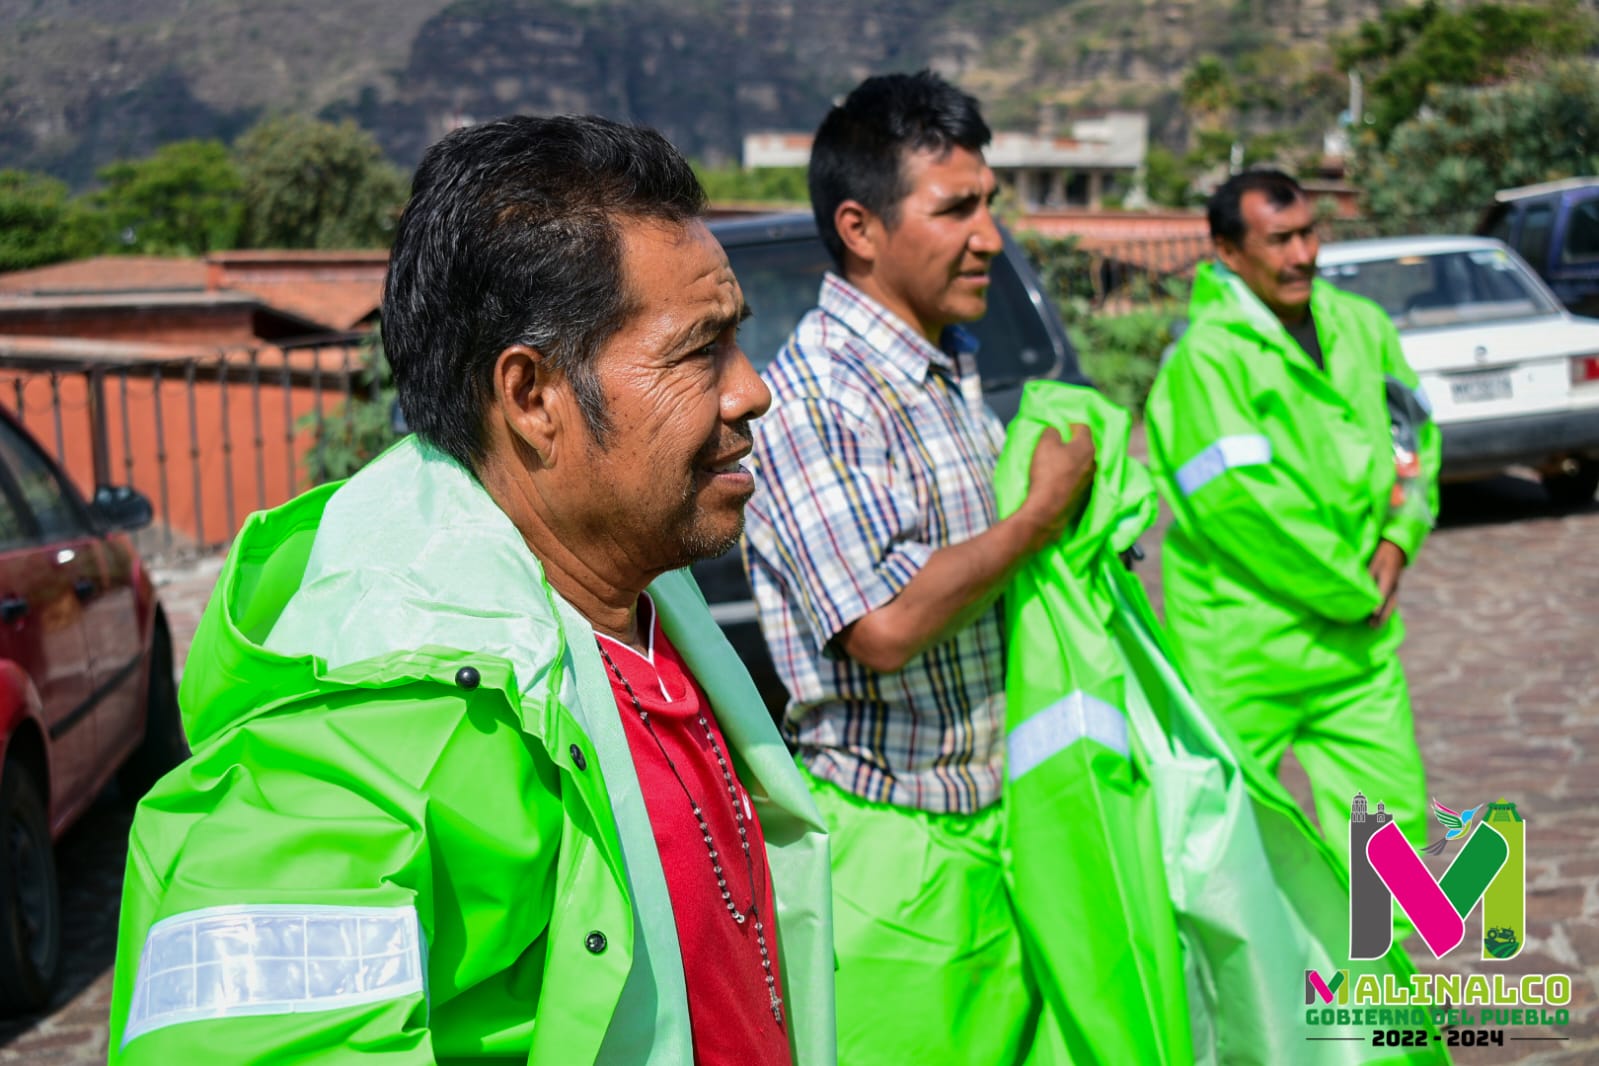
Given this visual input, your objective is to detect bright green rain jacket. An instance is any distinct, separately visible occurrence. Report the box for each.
[995,383,1446,1066]
[1145,263,1441,702]
[107,436,836,1065]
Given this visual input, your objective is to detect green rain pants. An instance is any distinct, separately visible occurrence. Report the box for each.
[801,767,1040,1066]
[1218,656,1429,856]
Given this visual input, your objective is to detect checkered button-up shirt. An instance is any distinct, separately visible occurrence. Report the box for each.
[742,272,1009,814]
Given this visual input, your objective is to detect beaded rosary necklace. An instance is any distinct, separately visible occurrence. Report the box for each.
[595,638,785,1026]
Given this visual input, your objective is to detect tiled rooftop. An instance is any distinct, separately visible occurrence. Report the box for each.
[0,257,208,295]
[0,252,384,333]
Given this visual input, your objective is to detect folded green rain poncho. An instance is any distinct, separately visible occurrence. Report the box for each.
[994,381,1447,1066]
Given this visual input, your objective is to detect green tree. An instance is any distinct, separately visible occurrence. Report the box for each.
[691,162,808,205]
[94,139,243,255]
[1352,60,1599,230]
[300,332,401,485]
[1069,306,1176,419]
[1180,57,1237,127]
[1141,146,1198,208]
[1338,0,1596,146]
[234,116,407,249]
[0,170,106,271]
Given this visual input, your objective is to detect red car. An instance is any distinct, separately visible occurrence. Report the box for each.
[0,406,185,1014]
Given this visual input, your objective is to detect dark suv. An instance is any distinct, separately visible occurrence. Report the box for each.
[695,212,1089,714]
[1479,178,1599,318]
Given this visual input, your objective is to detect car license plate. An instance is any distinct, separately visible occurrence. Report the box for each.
[1449,370,1513,404]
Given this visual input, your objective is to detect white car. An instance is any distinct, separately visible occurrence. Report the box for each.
[1318,235,1599,507]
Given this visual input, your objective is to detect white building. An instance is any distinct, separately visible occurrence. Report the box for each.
[742,111,1149,210]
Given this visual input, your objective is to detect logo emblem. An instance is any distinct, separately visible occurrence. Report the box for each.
[1348,793,1525,961]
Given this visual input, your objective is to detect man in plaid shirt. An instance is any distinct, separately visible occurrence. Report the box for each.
[741,71,1096,1065]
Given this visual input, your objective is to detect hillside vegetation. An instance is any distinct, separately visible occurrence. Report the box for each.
[2,0,1399,187]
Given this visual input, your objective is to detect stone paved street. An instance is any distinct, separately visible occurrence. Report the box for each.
[1,475,1595,1064]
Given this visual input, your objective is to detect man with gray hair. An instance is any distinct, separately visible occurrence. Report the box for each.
[108,115,836,1065]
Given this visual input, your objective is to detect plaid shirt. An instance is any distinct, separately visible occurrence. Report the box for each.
[742,272,1009,813]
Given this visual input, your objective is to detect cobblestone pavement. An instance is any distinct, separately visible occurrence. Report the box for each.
[2,474,1595,1064]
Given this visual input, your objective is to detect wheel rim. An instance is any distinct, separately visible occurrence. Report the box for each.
[7,811,54,973]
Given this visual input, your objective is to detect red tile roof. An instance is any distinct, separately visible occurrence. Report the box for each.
[0,257,208,295]
[1016,209,1211,241]
[0,252,385,332]
[208,251,386,331]
[222,278,383,331]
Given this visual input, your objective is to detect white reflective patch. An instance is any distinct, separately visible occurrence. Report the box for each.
[1007,691,1129,781]
[1413,384,1433,417]
[1175,434,1273,496]
[707,600,760,625]
[123,903,425,1047]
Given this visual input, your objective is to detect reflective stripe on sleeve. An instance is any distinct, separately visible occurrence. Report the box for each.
[1007,691,1128,781]
[1175,434,1273,496]
[123,903,426,1047]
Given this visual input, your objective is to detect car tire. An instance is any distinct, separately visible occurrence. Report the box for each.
[0,760,60,1015]
[1542,458,1599,510]
[118,620,187,800]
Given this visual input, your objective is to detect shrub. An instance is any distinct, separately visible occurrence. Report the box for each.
[1069,307,1176,419]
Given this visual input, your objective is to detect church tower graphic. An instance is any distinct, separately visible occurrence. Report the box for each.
[1349,791,1394,958]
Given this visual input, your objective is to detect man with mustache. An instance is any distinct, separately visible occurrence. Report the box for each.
[1145,169,1440,860]
[741,71,1096,1064]
[107,115,836,1065]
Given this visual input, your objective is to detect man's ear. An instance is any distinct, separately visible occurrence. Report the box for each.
[834,199,881,268]
[493,344,560,465]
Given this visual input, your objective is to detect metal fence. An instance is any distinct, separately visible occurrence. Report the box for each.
[0,336,380,560]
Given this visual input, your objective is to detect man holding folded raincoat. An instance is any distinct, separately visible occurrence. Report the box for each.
[1144,168,1441,855]
[742,72,1098,1065]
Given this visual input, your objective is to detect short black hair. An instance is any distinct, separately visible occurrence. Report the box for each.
[382,115,707,471]
[808,70,991,269]
[1208,169,1306,245]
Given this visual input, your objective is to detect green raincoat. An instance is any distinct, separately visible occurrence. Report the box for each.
[1143,263,1441,849]
[994,381,1446,1066]
[107,436,836,1065]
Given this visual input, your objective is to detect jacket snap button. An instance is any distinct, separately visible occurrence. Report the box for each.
[454,666,480,689]
[585,931,607,955]
[569,743,587,771]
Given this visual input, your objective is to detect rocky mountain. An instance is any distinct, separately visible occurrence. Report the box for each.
[1,0,1396,188]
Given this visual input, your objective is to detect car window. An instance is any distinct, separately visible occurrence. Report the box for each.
[1320,248,1558,328]
[0,486,28,552]
[722,238,833,373]
[1321,256,1435,318]
[721,233,1058,390]
[1516,204,1554,268]
[1561,199,1599,263]
[0,418,89,542]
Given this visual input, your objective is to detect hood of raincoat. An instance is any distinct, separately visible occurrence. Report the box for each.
[1187,259,1355,353]
[179,435,569,750]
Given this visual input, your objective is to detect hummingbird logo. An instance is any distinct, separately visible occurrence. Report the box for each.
[1420,797,1484,856]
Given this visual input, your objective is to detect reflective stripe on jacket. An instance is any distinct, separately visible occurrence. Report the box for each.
[108,436,835,1065]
